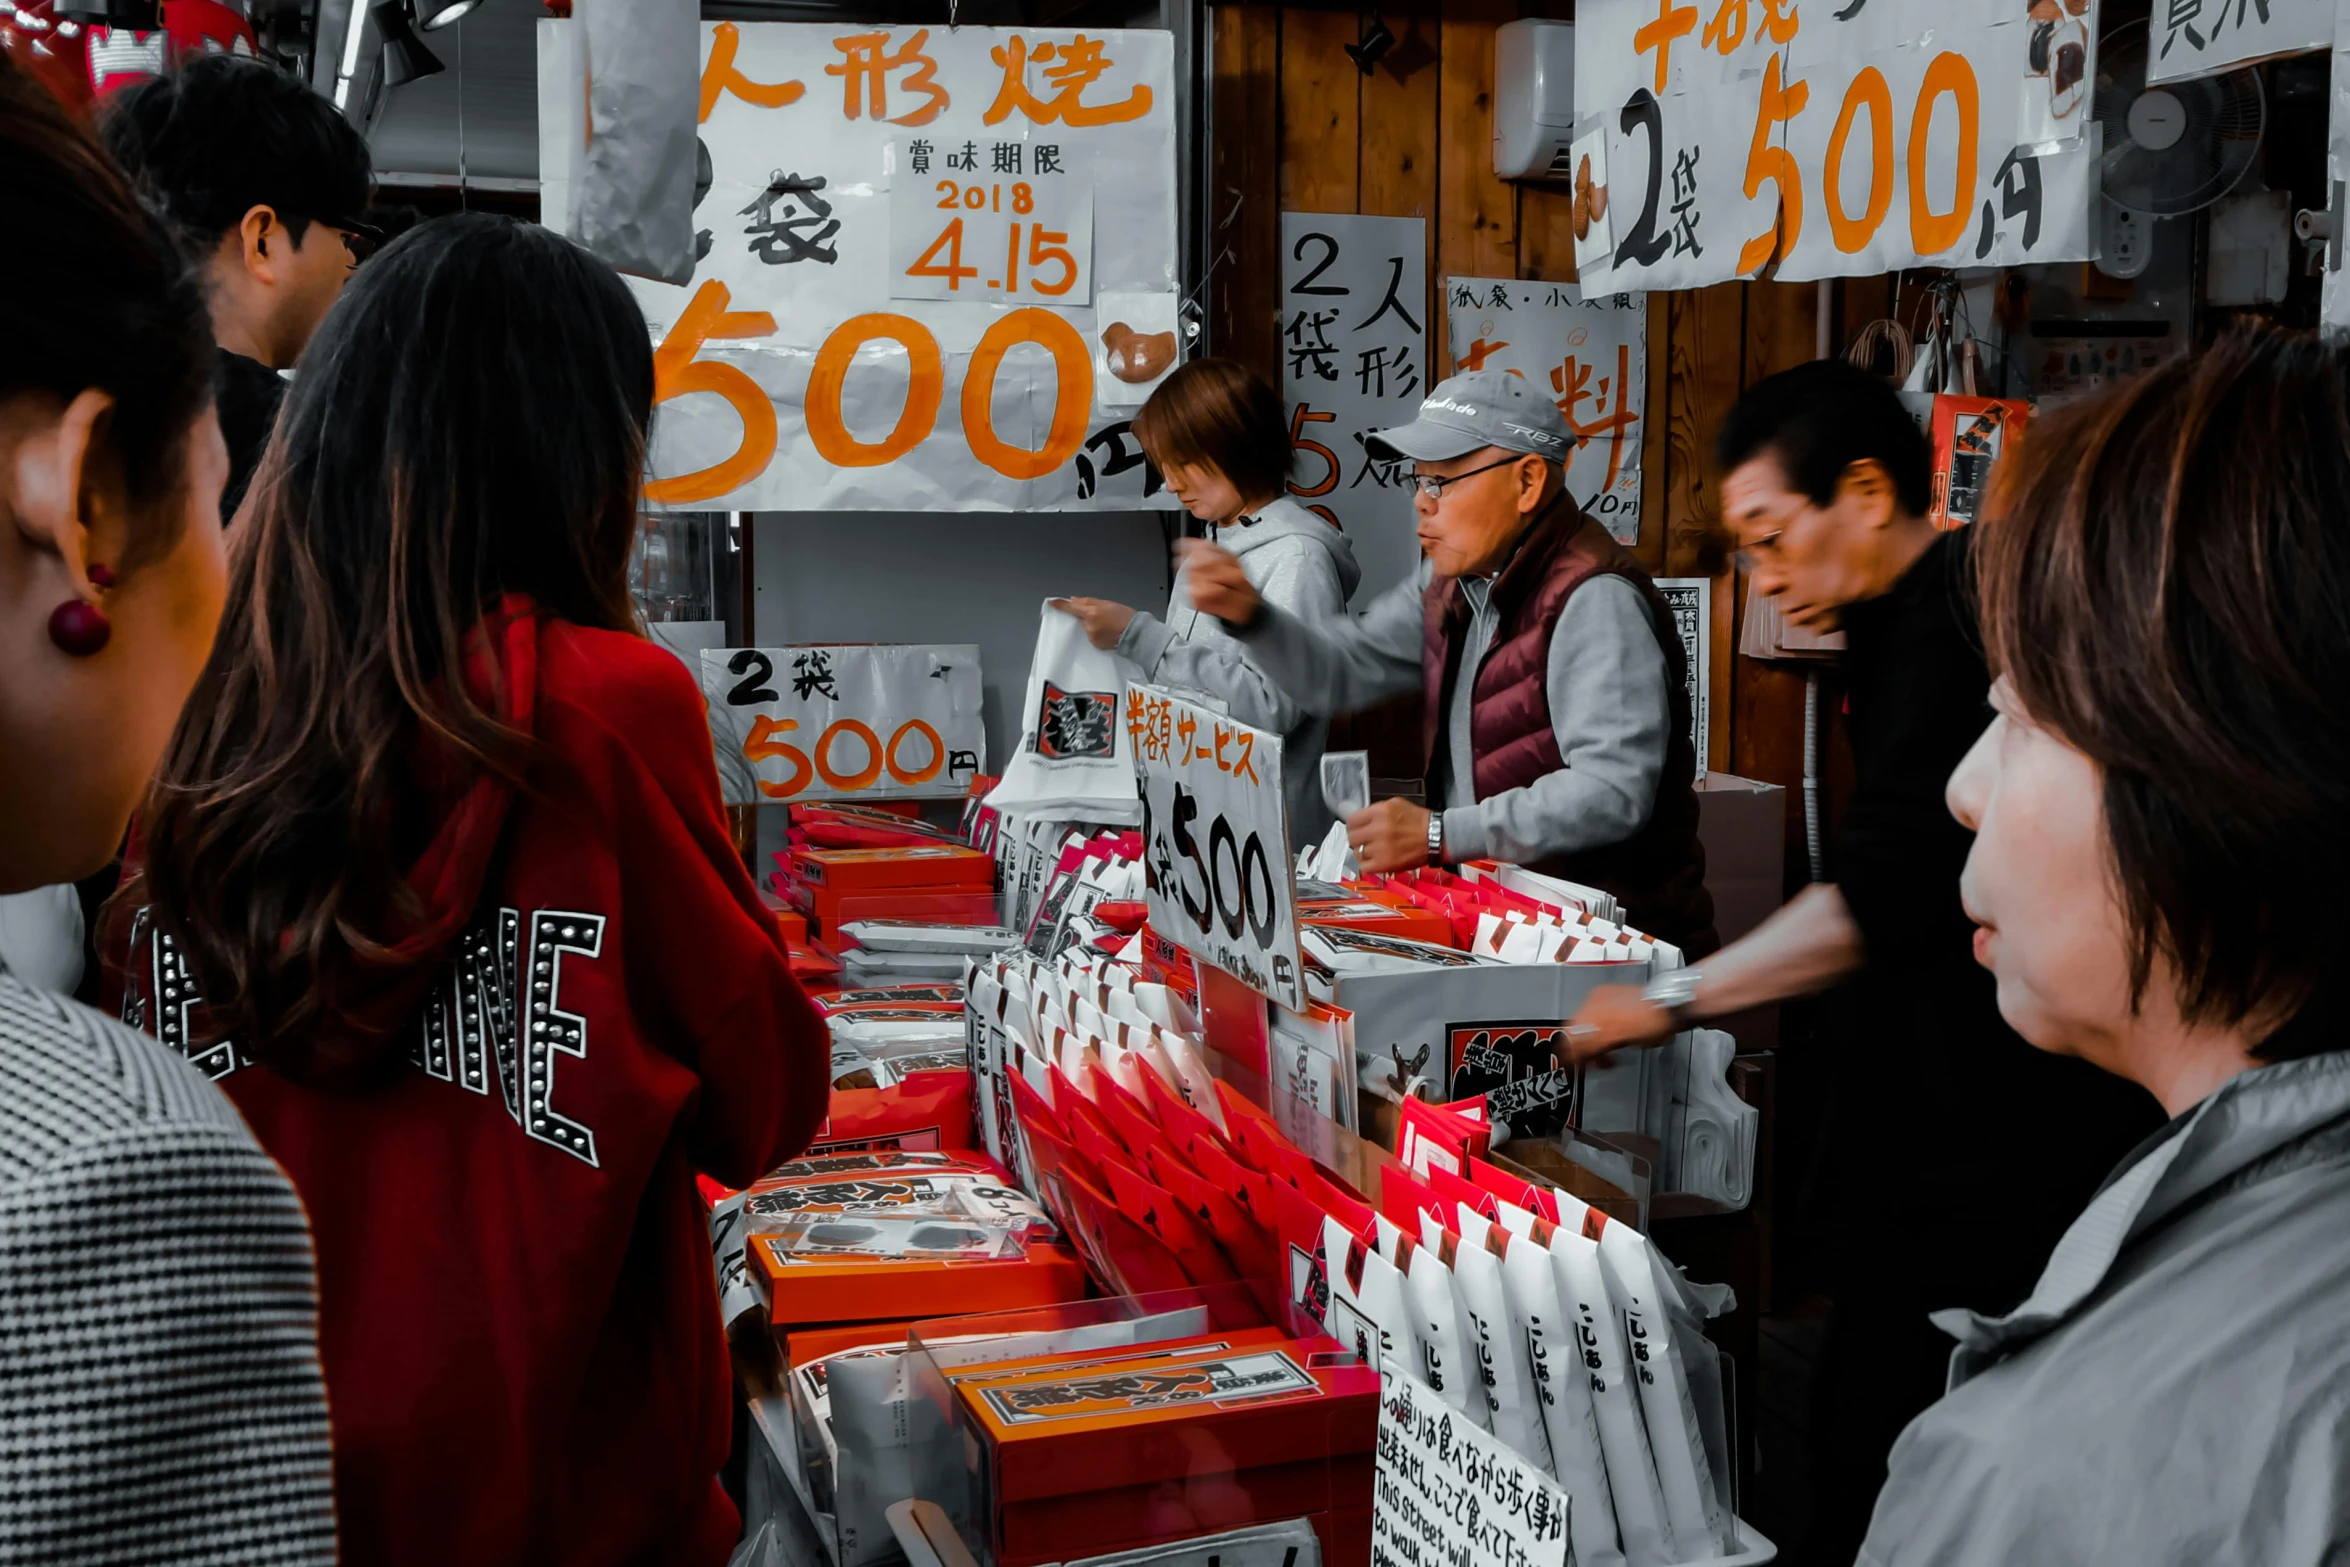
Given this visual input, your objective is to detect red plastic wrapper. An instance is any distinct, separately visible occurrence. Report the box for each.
[809,1069,977,1158]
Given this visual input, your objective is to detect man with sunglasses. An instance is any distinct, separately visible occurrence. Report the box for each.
[1182,368,1716,954]
[101,56,375,522]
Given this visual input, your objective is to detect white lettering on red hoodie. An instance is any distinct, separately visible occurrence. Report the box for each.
[114,599,828,1566]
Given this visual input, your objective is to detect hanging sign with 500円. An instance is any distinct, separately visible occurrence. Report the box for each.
[1568,0,2101,292]
[540,21,1182,512]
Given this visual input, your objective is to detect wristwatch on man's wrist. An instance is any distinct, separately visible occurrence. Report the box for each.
[1425,810,1446,866]
[1640,967,1705,1029]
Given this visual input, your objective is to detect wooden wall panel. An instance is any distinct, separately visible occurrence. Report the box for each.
[1210,4,1282,388]
[1517,185,1579,284]
[1744,279,1821,388]
[1276,8,1359,215]
[1434,0,1518,369]
[1359,13,1440,379]
[1663,283,1742,578]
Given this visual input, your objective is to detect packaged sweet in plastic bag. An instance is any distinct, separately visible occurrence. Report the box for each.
[1320,1215,1416,1377]
[1488,1205,1627,1567]
[1597,1218,1731,1557]
[1543,1214,1677,1567]
[1426,1208,1549,1467]
[1394,1226,1487,1429]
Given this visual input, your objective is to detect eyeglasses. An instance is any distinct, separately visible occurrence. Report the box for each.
[1410,454,1522,501]
[318,217,387,269]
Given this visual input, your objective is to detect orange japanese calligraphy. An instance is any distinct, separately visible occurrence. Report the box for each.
[1456,336,1512,373]
[1633,0,1698,94]
[983,35,1152,127]
[1552,344,1640,494]
[647,280,779,505]
[1125,690,1177,764]
[1737,53,1809,275]
[699,21,805,123]
[825,30,949,126]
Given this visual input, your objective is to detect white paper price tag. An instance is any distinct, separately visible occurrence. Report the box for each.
[1375,1359,1571,1567]
[891,141,1095,305]
[1128,683,1303,1011]
[700,644,985,806]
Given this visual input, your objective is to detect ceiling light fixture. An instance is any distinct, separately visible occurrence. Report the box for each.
[416,0,483,31]
[371,0,443,86]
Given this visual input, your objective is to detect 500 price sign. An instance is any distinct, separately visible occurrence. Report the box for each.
[1128,684,1303,1012]
[700,643,986,807]
[891,140,1094,305]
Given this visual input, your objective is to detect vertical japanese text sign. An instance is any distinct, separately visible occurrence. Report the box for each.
[1279,213,1430,603]
[1127,683,1304,1012]
[1443,277,1647,546]
[538,21,1181,512]
[2150,0,2328,83]
[1570,0,2100,292]
[1656,578,1712,781]
[698,644,986,807]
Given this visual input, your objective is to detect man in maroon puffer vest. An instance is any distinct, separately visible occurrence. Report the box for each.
[1181,369,1715,956]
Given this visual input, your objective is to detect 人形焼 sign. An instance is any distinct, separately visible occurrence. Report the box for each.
[542,23,1181,512]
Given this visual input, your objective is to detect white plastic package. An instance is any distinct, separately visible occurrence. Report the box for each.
[1322,1216,1419,1375]
[1396,1228,1487,1428]
[1427,1209,1545,1460]
[1492,1204,1629,1567]
[1596,1220,1731,1557]
[1531,1209,1678,1567]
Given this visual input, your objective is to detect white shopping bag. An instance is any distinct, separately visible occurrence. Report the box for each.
[983,602,1142,824]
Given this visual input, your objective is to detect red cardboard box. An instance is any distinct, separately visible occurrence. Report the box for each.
[952,1335,1377,1567]
[1298,893,1456,949]
[747,1235,1088,1331]
[792,884,1000,938]
[791,845,994,893]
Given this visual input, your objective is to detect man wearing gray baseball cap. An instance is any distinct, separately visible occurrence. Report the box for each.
[1180,368,1715,952]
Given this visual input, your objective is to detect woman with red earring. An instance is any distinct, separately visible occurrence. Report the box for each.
[0,56,337,1562]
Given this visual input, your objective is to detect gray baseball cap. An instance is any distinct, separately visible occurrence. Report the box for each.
[1365,369,1579,463]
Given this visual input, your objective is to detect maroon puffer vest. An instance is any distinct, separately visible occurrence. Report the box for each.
[1421,498,1717,955]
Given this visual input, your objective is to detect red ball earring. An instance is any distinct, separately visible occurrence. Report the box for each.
[49,599,111,656]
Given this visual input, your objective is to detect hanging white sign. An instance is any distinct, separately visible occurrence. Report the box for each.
[1442,277,1648,546]
[540,21,1180,512]
[699,644,986,807]
[1374,1359,1571,1567]
[1280,213,1431,604]
[1128,684,1303,1011]
[2150,0,2330,83]
[1571,0,2100,290]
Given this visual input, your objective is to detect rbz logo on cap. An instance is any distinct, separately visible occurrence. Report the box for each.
[1423,396,1479,417]
[1505,421,1567,449]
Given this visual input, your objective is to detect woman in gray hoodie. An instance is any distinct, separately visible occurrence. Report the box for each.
[1053,357,1360,844]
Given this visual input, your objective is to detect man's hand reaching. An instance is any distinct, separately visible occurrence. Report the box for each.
[1175,539,1263,626]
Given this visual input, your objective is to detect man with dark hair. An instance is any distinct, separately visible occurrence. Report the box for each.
[1568,358,2158,1561]
[101,54,374,521]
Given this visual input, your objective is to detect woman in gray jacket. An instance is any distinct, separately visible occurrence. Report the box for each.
[1861,325,2350,1566]
[1055,357,1360,844]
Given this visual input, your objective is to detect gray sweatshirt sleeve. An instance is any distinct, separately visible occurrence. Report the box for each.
[1441,576,1671,862]
[1115,537,1348,734]
[1225,571,1427,713]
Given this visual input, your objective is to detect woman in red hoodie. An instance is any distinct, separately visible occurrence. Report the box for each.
[115,214,829,1564]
